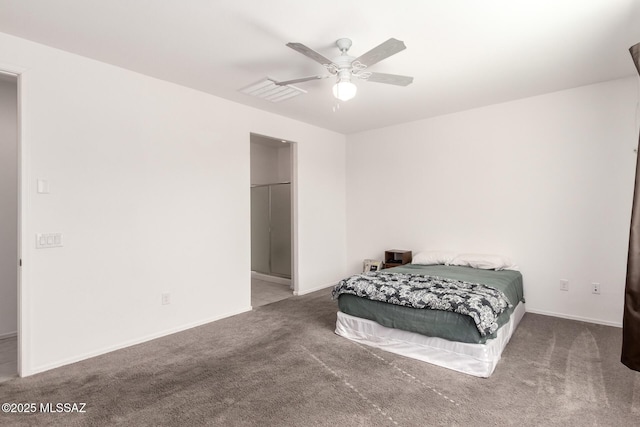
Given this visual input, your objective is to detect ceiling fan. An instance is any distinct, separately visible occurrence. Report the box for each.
[275,38,413,101]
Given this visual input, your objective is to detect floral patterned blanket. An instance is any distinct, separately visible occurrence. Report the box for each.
[332,271,512,336]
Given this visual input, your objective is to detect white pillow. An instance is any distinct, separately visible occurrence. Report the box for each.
[412,251,458,266]
[449,253,516,271]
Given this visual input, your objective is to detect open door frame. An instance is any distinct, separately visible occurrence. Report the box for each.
[1,65,24,377]
[249,133,298,294]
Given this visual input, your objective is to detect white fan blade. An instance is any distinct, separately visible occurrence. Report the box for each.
[365,72,413,86]
[274,75,329,86]
[354,38,406,67]
[286,42,334,66]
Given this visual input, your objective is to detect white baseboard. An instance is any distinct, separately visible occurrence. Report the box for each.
[525,308,622,328]
[294,282,337,296]
[251,271,291,287]
[24,306,252,377]
[0,331,17,340]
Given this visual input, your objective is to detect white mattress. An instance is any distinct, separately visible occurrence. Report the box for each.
[335,302,526,378]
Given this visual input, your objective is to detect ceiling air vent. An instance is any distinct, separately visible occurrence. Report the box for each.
[239,78,306,103]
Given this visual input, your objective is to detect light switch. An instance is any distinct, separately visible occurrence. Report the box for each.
[36,233,63,249]
[37,179,50,194]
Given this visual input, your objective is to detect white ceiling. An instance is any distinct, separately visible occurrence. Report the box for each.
[0,0,639,134]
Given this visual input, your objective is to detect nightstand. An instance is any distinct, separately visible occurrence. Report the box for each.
[383,250,412,269]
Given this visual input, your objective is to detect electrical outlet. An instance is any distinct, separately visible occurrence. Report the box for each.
[161,293,170,305]
[560,279,569,291]
[592,283,601,294]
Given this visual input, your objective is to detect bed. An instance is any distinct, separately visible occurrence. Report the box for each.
[333,260,525,377]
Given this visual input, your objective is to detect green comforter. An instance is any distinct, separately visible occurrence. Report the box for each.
[337,264,524,344]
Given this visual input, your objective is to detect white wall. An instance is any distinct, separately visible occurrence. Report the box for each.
[346,76,639,327]
[0,77,18,338]
[0,32,346,376]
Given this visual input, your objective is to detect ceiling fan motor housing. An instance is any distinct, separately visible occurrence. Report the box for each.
[272,37,412,100]
[336,38,352,53]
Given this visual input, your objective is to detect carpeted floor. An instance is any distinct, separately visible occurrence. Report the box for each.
[0,288,639,426]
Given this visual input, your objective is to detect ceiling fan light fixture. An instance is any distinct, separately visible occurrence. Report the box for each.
[250,37,411,104]
[332,80,357,101]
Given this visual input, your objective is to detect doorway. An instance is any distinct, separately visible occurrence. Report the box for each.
[250,133,295,307]
[0,72,18,382]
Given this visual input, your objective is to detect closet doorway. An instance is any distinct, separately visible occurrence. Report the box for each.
[250,133,295,307]
[0,71,19,382]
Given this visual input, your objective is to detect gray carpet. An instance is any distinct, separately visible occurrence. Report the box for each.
[1,288,639,426]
